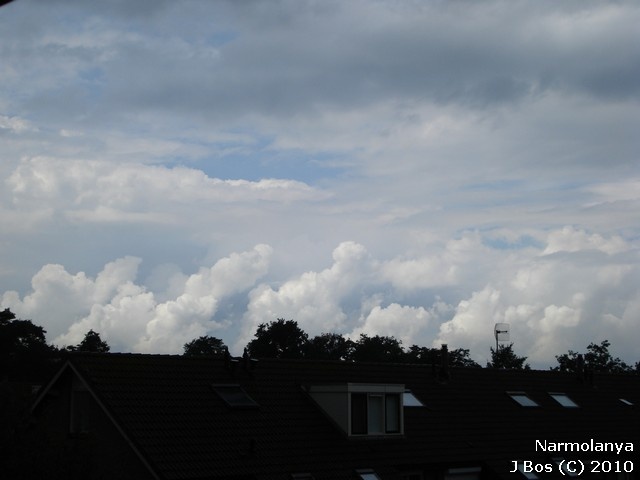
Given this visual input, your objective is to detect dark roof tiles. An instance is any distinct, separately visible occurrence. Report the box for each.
[45,353,639,480]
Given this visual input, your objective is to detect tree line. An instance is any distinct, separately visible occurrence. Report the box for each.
[1,310,638,382]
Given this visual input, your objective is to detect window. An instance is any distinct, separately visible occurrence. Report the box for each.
[516,462,539,479]
[549,393,579,408]
[70,389,91,434]
[553,458,579,477]
[401,474,423,480]
[444,466,482,480]
[351,392,401,435]
[403,390,425,407]
[356,469,381,480]
[385,393,400,433]
[507,392,540,407]
[307,383,404,437]
[212,384,259,409]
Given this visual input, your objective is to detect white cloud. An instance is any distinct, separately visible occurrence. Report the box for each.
[238,241,372,350]
[542,226,628,255]
[4,157,327,227]
[2,245,272,354]
[1,1,639,368]
[349,303,432,347]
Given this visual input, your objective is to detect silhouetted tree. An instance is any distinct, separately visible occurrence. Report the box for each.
[0,308,56,380]
[0,308,51,357]
[553,340,631,373]
[305,333,354,361]
[487,343,530,370]
[349,334,405,362]
[246,318,309,359]
[183,335,227,356]
[405,345,481,368]
[77,330,110,353]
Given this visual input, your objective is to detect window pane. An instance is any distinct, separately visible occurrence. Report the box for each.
[403,391,424,407]
[550,393,578,408]
[71,390,91,433]
[212,385,259,409]
[509,393,539,407]
[351,393,367,434]
[385,394,400,433]
[368,395,384,434]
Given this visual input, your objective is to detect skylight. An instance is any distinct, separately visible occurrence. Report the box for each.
[212,384,259,409]
[516,462,539,479]
[356,469,381,480]
[553,458,579,477]
[403,390,425,407]
[507,392,539,407]
[549,393,579,408]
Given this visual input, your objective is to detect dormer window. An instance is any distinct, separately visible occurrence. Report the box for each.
[307,383,405,437]
[351,392,400,435]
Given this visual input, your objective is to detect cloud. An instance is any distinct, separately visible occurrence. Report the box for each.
[4,157,326,227]
[434,228,640,366]
[1,1,639,368]
[542,226,628,255]
[238,241,372,350]
[349,303,432,347]
[2,245,272,353]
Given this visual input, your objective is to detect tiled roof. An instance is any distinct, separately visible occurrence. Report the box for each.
[42,354,640,480]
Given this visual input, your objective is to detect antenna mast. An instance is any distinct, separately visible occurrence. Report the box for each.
[494,323,510,353]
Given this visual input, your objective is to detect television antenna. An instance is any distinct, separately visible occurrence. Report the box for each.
[494,323,510,352]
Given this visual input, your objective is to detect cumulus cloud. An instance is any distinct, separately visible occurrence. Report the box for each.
[434,228,640,366]
[349,303,432,347]
[238,241,372,350]
[1,1,639,368]
[2,245,272,353]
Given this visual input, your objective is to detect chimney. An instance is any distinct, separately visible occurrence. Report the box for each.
[439,344,450,382]
[575,354,585,382]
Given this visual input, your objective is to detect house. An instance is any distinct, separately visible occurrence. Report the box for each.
[22,351,639,479]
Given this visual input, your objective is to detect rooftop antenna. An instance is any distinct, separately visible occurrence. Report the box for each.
[494,323,510,353]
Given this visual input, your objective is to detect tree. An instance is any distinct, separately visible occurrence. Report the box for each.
[0,308,55,380]
[0,308,51,357]
[553,340,631,374]
[405,345,481,368]
[76,330,110,353]
[305,333,354,361]
[246,319,309,359]
[349,334,405,363]
[183,336,227,356]
[487,343,530,370]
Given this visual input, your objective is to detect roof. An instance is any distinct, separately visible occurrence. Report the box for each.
[32,353,640,480]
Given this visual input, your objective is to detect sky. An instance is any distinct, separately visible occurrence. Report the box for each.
[1,0,639,368]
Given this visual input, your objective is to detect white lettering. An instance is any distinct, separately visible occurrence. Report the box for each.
[534,440,634,454]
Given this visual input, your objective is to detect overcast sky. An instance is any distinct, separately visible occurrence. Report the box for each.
[1,0,638,367]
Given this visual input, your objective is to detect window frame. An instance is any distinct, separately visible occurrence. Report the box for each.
[212,384,259,409]
[549,392,579,408]
[507,391,540,407]
[349,387,404,436]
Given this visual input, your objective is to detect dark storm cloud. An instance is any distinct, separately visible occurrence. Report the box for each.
[7,0,636,127]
